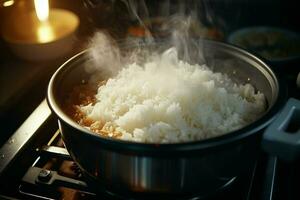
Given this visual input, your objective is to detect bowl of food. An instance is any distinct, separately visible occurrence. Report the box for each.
[47,38,288,198]
[227,26,300,65]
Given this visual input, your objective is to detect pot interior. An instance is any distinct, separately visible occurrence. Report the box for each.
[53,40,278,113]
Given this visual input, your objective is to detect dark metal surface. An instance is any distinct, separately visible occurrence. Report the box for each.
[0,100,51,175]
[40,145,72,160]
[22,167,89,190]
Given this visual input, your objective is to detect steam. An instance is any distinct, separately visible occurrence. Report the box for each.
[121,0,154,43]
[168,14,205,64]
[85,1,212,80]
[86,32,121,78]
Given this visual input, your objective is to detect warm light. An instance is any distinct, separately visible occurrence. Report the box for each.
[2,0,14,7]
[34,0,54,43]
[37,23,55,43]
[34,0,49,22]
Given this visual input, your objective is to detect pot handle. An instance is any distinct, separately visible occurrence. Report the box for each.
[262,98,300,161]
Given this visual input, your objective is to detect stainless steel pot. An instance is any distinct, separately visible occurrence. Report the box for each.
[47,39,287,198]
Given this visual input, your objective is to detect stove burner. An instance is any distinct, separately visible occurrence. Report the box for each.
[18,141,258,200]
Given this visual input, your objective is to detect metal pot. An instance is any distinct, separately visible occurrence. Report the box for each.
[47,39,289,198]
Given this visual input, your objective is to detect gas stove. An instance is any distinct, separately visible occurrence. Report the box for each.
[1,0,300,198]
[0,98,299,200]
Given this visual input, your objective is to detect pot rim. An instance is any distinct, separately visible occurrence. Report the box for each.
[47,40,287,154]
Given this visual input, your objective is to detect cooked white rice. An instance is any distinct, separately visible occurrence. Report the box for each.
[80,47,266,143]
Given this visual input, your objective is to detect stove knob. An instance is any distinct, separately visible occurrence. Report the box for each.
[38,169,52,182]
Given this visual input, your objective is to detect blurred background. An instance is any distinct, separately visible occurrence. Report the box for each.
[0,0,299,145]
